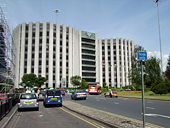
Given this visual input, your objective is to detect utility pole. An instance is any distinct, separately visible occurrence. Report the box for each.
[154,0,163,77]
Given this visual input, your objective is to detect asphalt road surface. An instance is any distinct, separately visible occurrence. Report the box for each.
[65,94,170,128]
[6,102,107,128]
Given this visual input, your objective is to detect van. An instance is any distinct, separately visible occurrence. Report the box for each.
[43,89,62,107]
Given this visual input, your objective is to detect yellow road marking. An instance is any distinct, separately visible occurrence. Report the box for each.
[60,108,104,128]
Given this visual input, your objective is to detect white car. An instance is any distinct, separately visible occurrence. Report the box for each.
[71,90,87,100]
[18,93,39,111]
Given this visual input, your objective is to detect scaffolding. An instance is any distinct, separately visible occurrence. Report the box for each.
[0,6,15,92]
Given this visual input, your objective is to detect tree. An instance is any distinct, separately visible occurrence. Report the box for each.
[21,73,47,88]
[22,73,37,88]
[165,55,170,80]
[70,75,81,88]
[35,76,47,88]
[144,57,162,87]
[81,79,88,89]
[129,45,145,87]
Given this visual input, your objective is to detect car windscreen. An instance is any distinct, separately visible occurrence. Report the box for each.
[46,90,61,96]
[20,94,37,99]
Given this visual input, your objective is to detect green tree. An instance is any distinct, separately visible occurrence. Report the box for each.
[21,73,37,88]
[70,75,81,88]
[165,55,170,80]
[129,45,145,87]
[81,79,88,89]
[35,76,47,88]
[145,57,162,87]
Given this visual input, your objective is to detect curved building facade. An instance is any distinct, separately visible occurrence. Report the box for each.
[13,22,133,88]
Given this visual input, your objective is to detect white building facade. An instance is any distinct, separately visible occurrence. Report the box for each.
[13,22,134,88]
[97,39,134,88]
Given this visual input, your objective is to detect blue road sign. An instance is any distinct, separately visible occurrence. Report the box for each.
[137,52,147,61]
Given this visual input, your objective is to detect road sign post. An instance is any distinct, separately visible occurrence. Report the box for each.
[137,51,147,128]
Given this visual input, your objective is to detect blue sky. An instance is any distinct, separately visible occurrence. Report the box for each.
[1,0,170,70]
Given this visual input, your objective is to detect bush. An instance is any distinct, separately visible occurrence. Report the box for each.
[151,82,169,95]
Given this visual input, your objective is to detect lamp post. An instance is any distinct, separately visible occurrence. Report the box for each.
[154,0,163,76]
[53,9,60,23]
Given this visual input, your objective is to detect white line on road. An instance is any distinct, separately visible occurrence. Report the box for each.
[114,102,119,104]
[146,107,155,110]
[145,113,170,119]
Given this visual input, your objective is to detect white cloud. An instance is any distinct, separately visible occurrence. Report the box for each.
[148,51,169,71]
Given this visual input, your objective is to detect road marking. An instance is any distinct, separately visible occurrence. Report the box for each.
[114,102,119,104]
[60,108,104,128]
[145,114,170,119]
[146,107,155,110]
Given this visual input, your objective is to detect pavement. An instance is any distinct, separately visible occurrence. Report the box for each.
[0,100,164,128]
[63,101,164,128]
[0,105,18,128]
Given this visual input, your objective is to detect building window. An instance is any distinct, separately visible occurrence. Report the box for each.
[25,32,28,37]
[24,68,27,73]
[47,31,49,36]
[32,32,35,37]
[39,32,42,37]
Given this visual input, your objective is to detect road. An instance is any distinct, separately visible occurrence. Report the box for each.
[6,102,107,128]
[65,94,170,128]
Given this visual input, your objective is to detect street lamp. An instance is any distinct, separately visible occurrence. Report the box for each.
[154,0,163,76]
[53,9,60,23]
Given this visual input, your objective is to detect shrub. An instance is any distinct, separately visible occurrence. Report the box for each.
[151,82,169,95]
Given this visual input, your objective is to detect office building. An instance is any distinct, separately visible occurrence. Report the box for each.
[13,22,134,88]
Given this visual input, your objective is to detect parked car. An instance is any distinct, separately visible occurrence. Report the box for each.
[104,89,118,98]
[18,93,39,111]
[71,90,87,100]
[43,89,62,107]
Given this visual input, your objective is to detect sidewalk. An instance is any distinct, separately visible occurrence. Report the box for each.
[0,105,17,128]
[63,101,163,128]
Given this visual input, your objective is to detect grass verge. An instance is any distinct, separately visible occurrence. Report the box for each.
[118,91,170,100]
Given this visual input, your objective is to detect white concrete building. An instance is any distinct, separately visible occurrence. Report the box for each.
[13,22,134,88]
[97,38,134,88]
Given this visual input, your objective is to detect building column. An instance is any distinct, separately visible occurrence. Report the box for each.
[116,38,120,88]
[48,23,54,88]
[55,24,60,88]
[41,22,47,88]
[110,39,115,87]
[20,24,26,82]
[34,23,39,76]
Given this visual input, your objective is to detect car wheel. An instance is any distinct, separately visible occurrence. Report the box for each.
[44,103,47,107]
[18,108,21,111]
[36,107,39,111]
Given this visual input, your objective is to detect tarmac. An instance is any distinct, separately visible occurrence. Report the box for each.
[0,100,164,128]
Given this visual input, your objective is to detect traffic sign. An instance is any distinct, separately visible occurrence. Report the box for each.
[137,51,147,61]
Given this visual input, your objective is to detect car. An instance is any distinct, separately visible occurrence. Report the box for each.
[104,89,118,98]
[71,90,87,100]
[43,89,62,107]
[18,93,39,111]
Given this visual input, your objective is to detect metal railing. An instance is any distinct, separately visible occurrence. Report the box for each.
[0,94,17,120]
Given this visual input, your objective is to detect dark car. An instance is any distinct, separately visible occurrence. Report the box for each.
[71,90,87,100]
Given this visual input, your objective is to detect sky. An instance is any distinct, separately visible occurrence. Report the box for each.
[1,0,170,70]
